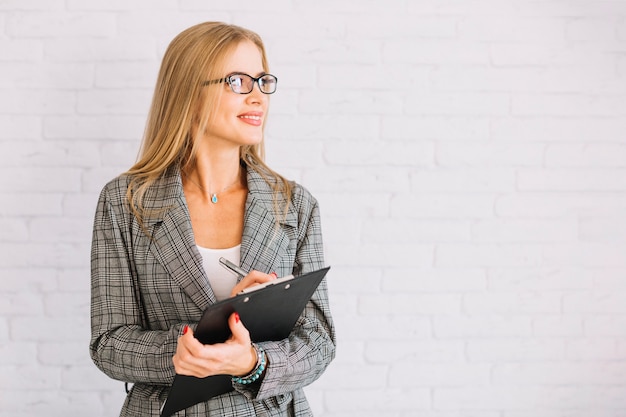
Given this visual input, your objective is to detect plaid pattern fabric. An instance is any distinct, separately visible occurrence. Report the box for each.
[90,164,336,416]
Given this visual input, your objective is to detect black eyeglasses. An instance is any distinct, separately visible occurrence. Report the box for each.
[202,72,278,94]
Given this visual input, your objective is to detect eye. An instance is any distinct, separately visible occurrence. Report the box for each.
[228,75,243,88]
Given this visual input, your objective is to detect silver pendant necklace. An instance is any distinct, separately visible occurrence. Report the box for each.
[183,171,240,204]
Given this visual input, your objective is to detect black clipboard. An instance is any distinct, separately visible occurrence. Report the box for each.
[160,266,330,417]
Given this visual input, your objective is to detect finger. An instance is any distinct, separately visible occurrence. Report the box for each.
[230,271,277,296]
[228,312,251,345]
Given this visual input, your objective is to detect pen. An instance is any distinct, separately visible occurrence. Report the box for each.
[219,257,248,278]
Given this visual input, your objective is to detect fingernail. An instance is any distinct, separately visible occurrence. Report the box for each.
[183,325,188,335]
[234,312,240,323]
[270,272,278,278]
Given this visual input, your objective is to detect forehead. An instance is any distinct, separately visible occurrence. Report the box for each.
[223,40,265,75]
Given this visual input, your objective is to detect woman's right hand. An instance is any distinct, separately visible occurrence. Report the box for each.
[229,270,277,297]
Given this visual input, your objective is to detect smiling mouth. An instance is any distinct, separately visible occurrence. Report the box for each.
[239,115,262,121]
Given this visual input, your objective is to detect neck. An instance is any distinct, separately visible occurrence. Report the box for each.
[185,147,243,198]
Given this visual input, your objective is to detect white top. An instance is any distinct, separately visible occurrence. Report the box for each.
[196,244,241,302]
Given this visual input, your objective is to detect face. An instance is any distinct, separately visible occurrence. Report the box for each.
[200,40,269,149]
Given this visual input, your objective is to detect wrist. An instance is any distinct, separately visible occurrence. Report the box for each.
[232,343,266,385]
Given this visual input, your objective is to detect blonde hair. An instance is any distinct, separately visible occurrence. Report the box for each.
[125,22,292,227]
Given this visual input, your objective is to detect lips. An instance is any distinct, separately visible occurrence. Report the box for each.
[238,112,263,126]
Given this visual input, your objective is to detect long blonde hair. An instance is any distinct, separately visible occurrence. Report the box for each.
[125,22,292,227]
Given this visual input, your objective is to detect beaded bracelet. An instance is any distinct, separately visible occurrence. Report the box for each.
[232,343,266,385]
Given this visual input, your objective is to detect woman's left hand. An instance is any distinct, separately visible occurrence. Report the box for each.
[172,312,257,378]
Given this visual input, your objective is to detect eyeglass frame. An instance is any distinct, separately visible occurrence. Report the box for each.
[202,72,278,95]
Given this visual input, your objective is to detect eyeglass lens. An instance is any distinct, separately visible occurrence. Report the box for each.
[228,74,277,94]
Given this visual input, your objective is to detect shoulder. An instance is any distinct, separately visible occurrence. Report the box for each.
[97,173,132,209]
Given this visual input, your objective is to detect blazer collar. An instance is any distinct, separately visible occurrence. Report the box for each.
[143,163,295,311]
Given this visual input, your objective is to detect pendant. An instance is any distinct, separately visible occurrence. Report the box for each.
[211,193,218,204]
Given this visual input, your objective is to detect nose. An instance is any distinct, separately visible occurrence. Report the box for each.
[246,82,266,104]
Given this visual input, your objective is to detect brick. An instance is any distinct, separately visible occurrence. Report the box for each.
[381,116,490,141]
[0,391,106,416]
[0,0,64,10]
[315,192,390,218]
[543,243,626,267]
[335,314,431,341]
[45,38,157,62]
[234,12,345,40]
[566,18,618,41]
[487,267,593,291]
[533,315,584,337]
[467,339,565,362]
[1,268,58,292]
[471,218,578,242]
[437,142,544,167]
[464,292,562,314]
[437,244,543,267]
[359,293,462,315]
[0,218,29,241]
[496,193,626,217]
[325,388,431,412]
[0,167,82,193]
[318,64,430,91]
[6,12,116,37]
[406,92,510,116]
[0,90,75,115]
[0,366,61,390]
[580,216,626,242]
[390,363,490,387]
[412,169,515,192]
[381,268,486,292]
[0,342,37,365]
[564,291,626,313]
[323,141,434,167]
[512,93,626,116]
[94,62,158,89]
[366,340,465,364]
[364,219,470,243]
[44,115,145,140]
[272,38,381,65]
[0,193,63,216]
[57,269,90,292]
[76,90,152,115]
[458,17,566,42]
[494,362,626,385]
[0,40,43,61]
[434,315,532,338]
[66,0,176,10]
[267,114,380,140]
[311,363,388,389]
[300,91,403,115]
[565,338,619,361]
[0,141,100,168]
[546,144,626,168]
[302,167,409,193]
[392,193,496,219]
[0,116,42,140]
[492,117,626,143]
[384,40,490,65]
[0,292,45,316]
[100,142,139,169]
[12,317,90,342]
[336,242,434,267]
[345,15,457,39]
[0,63,94,89]
[518,169,626,192]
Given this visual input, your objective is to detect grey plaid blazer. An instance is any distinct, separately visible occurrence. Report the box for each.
[90,163,336,417]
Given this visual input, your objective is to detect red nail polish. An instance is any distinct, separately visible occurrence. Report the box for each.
[234,312,240,323]
[183,325,188,335]
[270,272,278,278]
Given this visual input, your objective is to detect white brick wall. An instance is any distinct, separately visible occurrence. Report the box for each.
[1,1,625,416]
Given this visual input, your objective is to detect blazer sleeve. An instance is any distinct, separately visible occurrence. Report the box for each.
[235,188,337,400]
[89,182,181,386]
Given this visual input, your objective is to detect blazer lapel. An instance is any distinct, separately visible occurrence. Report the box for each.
[144,168,215,311]
[239,166,298,276]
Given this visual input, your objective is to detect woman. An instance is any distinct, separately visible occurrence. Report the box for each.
[90,22,336,416]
